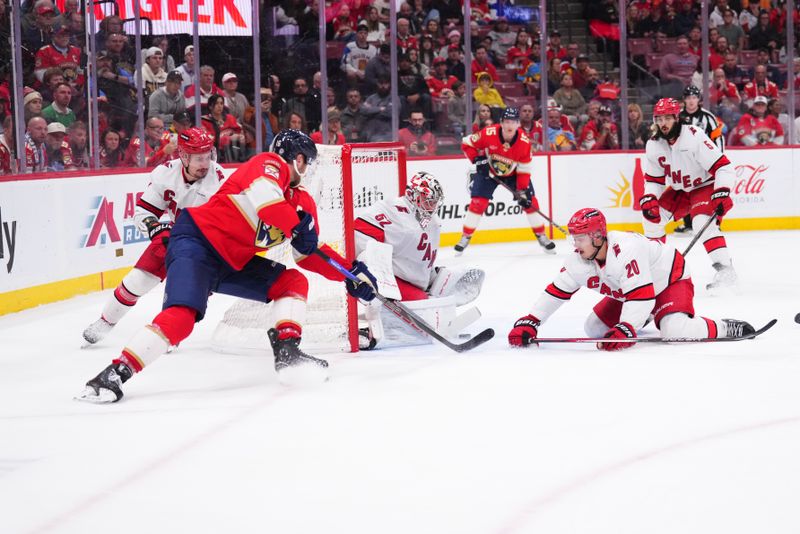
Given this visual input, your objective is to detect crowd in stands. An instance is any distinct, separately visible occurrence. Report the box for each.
[1,0,800,176]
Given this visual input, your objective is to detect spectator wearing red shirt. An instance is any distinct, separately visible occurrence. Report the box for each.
[742,64,779,106]
[579,105,619,150]
[35,24,81,85]
[124,116,175,167]
[708,36,729,71]
[506,31,533,70]
[729,95,784,146]
[470,45,498,82]
[426,57,459,98]
[311,108,347,144]
[546,30,568,61]
[396,17,418,54]
[184,65,224,113]
[399,110,437,156]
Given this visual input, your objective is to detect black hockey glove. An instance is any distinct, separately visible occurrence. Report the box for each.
[346,260,377,302]
[473,155,490,176]
[291,210,318,256]
[516,190,532,209]
[144,218,172,246]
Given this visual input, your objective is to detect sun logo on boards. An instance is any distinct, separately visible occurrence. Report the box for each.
[606,173,631,209]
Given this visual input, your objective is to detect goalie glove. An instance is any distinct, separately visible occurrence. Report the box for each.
[597,322,636,351]
[143,217,172,245]
[639,194,661,223]
[508,314,540,347]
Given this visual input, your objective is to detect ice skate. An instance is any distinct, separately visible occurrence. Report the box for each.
[721,318,756,338]
[706,262,738,290]
[75,362,133,403]
[81,317,114,346]
[454,234,471,256]
[268,328,329,385]
[535,233,556,254]
[673,224,693,235]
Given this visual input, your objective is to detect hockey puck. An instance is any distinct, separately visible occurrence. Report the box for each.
[795,312,800,324]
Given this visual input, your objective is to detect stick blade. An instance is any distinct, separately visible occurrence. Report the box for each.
[453,328,494,352]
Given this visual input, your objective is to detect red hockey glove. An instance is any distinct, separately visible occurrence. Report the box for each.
[597,322,636,351]
[710,187,733,217]
[639,194,661,223]
[508,314,540,347]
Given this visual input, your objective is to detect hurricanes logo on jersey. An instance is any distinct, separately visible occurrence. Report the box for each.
[255,222,286,249]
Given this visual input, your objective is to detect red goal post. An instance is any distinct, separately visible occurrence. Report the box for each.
[212,142,407,355]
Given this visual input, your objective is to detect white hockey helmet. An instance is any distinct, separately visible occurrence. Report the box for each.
[405,171,443,228]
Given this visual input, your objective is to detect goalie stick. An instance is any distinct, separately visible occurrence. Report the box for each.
[313,249,495,353]
[528,319,777,344]
[482,166,569,235]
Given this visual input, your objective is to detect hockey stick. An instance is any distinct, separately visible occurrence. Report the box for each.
[680,206,723,256]
[313,249,495,353]
[484,171,569,235]
[529,319,776,344]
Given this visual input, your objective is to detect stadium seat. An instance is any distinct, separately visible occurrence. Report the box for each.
[325,41,346,60]
[504,96,535,109]
[628,38,653,56]
[494,81,525,97]
[497,69,517,83]
[739,50,759,67]
[656,37,679,54]
[645,53,665,74]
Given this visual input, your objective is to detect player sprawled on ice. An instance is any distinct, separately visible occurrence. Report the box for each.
[353,171,485,349]
[454,107,555,256]
[640,97,738,290]
[77,130,378,403]
[508,208,755,349]
[82,128,227,346]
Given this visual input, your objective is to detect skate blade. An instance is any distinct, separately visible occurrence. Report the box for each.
[542,246,557,255]
[74,386,117,404]
[277,363,329,387]
[454,249,464,257]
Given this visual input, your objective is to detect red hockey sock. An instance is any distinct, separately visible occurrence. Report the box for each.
[113,282,139,307]
[152,306,197,346]
[702,317,719,338]
[267,268,309,301]
[703,236,726,254]
[275,321,302,340]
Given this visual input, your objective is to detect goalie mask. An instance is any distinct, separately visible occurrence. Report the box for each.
[405,171,443,228]
[178,127,215,181]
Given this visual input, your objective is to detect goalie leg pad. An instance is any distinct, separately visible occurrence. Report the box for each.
[429,267,485,306]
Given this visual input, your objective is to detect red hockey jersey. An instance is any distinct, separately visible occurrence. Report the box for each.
[462,125,533,190]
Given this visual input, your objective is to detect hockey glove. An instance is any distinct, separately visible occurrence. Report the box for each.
[346,260,378,302]
[710,187,733,217]
[639,194,661,223]
[508,314,540,347]
[516,190,532,209]
[291,210,318,256]
[473,155,490,176]
[597,322,636,351]
[143,218,172,246]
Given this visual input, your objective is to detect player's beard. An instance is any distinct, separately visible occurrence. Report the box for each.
[653,119,681,141]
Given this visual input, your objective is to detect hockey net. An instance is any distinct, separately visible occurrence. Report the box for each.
[211,143,406,354]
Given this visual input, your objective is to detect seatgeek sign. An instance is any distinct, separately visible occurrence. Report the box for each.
[88,0,252,36]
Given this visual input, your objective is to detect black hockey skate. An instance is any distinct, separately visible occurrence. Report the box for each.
[721,319,756,338]
[76,362,133,403]
[358,328,377,351]
[268,328,329,385]
[454,234,472,256]
[535,233,556,254]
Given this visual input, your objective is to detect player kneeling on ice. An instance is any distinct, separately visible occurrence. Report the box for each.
[508,208,754,350]
[354,172,485,349]
[82,128,226,346]
[77,130,378,403]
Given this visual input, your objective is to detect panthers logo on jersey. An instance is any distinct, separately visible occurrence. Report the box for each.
[255,222,286,249]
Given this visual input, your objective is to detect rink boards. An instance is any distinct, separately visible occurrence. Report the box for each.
[1,147,799,314]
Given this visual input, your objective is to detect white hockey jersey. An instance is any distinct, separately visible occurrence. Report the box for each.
[530,231,689,329]
[354,197,440,290]
[134,159,227,233]
[643,123,735,197]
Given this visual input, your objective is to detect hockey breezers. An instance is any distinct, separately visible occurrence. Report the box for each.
[313,249,495,352]
[529,319,776,345]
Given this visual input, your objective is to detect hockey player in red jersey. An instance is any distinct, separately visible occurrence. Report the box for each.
[82,128,226,346]
[508,208,754,349]
[455,107,555,256]
[353,172,485,348]
[639,98,739,290]
[77,130,378,402]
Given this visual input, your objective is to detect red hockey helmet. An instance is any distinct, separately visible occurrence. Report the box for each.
[653,98,681,117]
[567,208,607,237]
[178,127,215,154]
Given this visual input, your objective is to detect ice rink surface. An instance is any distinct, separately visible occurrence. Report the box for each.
[1,230,799,534]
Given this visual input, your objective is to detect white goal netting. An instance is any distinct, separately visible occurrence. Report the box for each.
[211,143,406,354]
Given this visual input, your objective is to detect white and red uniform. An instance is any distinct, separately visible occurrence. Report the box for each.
[741,79,779,102]
[529,231,722,338]
[729,113,785,146]
[354,197,440,300]
[642,123,735,267]
[133,158,228,279]
[35,44,83,84]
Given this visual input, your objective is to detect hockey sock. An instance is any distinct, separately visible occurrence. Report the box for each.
[268,269,308,341]
[660,313,722,339]
[702,236,731,266]
[462,197,489,236]
[116,306,197,372]
[102,269,161,324]
[524,211,546,234]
